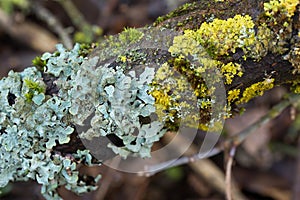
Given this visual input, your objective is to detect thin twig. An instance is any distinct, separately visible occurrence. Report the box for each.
[139,94,300,177]
[139,147,221,177]
[0,8,57,52]
[57,0,93,38]
[225,146,236,200]
[31,2,73,49]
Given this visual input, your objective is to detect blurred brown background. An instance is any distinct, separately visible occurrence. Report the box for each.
[0,0,299,200]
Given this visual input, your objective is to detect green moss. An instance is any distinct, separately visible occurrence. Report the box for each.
[153,2,197,26]
[96,27,145,64]
[78,43,98,57]
[119,27,144,44]
[23,78,46,104]
[24,79,45,94]
[73,25,103,44]
[32,56,46,71]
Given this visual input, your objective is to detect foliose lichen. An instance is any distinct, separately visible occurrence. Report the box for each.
[40,42,168,160]
[78,62,166,158]
[1,0,299,198]
[0,44,102,200]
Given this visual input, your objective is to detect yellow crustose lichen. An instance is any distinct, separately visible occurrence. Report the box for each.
[238,78,275,104]
[168,29,205,57]
[169,15,256,58]
[264,0,299,18]
[221,62,243,84]
[150,63,190,122]
[227,89,241,103]
[150,62,204,130]
[197,14,256,57]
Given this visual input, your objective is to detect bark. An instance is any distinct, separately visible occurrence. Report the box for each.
[50,0,300,154]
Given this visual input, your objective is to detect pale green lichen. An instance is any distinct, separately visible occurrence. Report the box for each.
[41,43,166,159]
[79,63,166,158]
[119,27,144,44]
[0,44,100,200]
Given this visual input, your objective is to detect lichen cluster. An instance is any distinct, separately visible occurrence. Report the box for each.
[238,78,275,104]
[166,29,229,130]
[1,0,299,198]
[0,42,170,198]
[221,62,243,85]
[149,61,200,130]
[78,63,166,158]
[262,0,299,55]
[197,14,256,57]
[0,47,100,199]
[264,0,298,18]
[167,0,299,109]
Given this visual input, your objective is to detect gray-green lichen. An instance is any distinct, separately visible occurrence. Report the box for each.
[0,44,100,200]
[0,40,170,198]
[79,65,166,158]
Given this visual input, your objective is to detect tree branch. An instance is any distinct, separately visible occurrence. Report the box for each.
[0,0,300,199]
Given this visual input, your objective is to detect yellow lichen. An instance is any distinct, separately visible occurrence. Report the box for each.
[227,89,240,102]
[264,0,299,18]
[291,82,300,93]
[149,62,195,124]
[238,78,275,104]
[261,0,299,55]
[196,14,256,57]
[119,55,127,63]
[221,62,243,84]
[249,23,272,59]
[168,30,204,57]
[290,43,300,74]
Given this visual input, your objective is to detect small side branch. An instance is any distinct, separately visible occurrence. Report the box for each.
[225,146,236,200]
[139,94,300,176]
[31,2,73,49]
